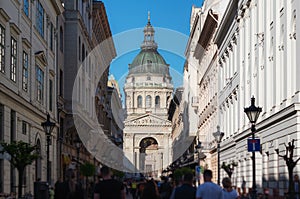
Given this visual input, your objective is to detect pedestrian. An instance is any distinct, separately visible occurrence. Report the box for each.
[294,174,300,199]
[49,186,54,199]
[54,178,63,199]
[241,177,246,195]
[159,176,172,199]
[222,177,239,199]
[196,169,223,199]
[140,179,160,199]
[93,166,125,199]
[172,172,196,199]
[131,180,137,199]
[54,169,84,199]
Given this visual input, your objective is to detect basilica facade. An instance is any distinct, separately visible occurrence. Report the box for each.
[123,15,173,178]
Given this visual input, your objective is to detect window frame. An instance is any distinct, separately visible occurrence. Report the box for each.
[0,24,5,73]
[10,37,17,82]
[36,66,44,103]
[22,51,29,91]
[146,95,152,108]
[36,1,44,37]
[155,96,160,108]
[23,0,29,17]
[49,79,53,111]
[137,95,142,108]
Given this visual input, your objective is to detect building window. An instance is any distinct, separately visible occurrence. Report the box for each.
[78,36,81,61]
[23,0,29,16]
[36,1,44,37]
[50,23,53,51]
[49,79,53,111]
[22,51,28,91]
[10,37,17,82]
[155,96,160,108]
[59,69,63,96]
[22,121,27,135]
[137,95,142,108]
[0,25,5,73]
[82,44,85,60]
[146,95,151,108]
[36,66,44,102]
[0,104,3,140]
[59,26,63,52]
[147,76,151,80]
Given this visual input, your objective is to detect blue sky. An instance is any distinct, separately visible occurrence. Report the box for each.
[101,0,204,97]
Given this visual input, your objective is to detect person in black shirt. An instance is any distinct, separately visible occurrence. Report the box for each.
[93,166,125,199]
[172,172,196,199]
[54,169,84,199]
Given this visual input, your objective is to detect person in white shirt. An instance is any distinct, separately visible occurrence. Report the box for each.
[222,177,239,199]
[196,169,223,199]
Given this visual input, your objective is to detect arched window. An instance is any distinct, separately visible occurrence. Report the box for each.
[155,96,160,108]
[137,95,142,108]
[146,95,151,108]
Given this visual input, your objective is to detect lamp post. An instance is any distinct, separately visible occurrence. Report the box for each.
[213,126,224,185]
[74,136,82,185]
[195,140,202,185]
[41,113,55,185]
[244,96,262,199]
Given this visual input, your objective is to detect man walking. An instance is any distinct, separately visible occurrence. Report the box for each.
[196,169,223,199]
[93,166,125,199]
[172,172,196,199]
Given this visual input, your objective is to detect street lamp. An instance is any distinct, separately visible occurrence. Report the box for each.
[41,113,55,184]
[213,126,224,185]
[244,96,262,199]
[195,140,202,185]
[74,136,82,185]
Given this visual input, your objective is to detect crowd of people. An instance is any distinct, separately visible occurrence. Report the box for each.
[52,166,272,199]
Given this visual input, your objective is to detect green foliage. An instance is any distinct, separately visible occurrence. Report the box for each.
[0,140,39,198]
[80,162,96,177]
[173,167,194,181]
[0,140,39,170]
[112,169,125,179]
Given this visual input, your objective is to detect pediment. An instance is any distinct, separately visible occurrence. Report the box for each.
[35,51,48,66]
[125,114,172,126]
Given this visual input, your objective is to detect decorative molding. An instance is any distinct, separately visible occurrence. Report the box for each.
[10,22,22,35]
[0,8,10,22]
[22,38,32,48]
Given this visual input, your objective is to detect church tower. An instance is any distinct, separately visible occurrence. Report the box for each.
[123,13,174,178]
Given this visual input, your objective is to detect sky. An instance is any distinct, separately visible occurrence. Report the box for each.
[100,0,204,99]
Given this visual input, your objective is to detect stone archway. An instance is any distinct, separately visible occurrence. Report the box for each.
[139,137,160,178]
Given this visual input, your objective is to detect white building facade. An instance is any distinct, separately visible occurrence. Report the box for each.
[184,0,229,182]
[0,0,63,195]
[214,0,300,196]
[185,0,300,196]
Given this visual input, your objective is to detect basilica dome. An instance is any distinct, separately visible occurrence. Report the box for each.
[129,49,169,74]
[128,14,170,76]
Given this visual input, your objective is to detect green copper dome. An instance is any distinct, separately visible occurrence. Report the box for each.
[128,15,170,75]
[128,50,169,74]
[131,49,167,67]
